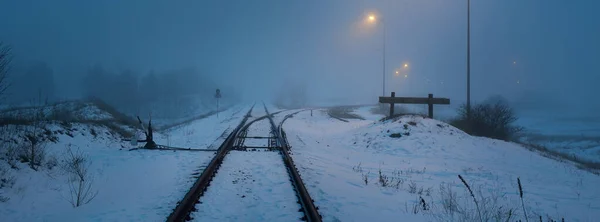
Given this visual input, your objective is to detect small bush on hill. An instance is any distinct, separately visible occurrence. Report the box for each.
[451,96,522,141]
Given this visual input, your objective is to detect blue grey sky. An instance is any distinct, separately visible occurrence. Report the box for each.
[0,0,598,112]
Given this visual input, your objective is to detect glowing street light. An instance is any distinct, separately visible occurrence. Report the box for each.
[395,70,400,76]
[368,15,376,22]
[365,13,386,96]
[404,74,408,78]
[403,63,408,68]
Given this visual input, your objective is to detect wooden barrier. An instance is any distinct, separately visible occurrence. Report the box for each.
[378,92,450,118]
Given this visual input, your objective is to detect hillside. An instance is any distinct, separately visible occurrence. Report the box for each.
[283,107,600,221]
[0,101,246,221]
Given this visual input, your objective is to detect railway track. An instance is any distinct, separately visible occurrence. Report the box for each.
[167,104,321,222]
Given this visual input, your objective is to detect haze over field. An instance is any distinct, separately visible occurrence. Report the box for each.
[0,0,598,115]
[1,1,600,221]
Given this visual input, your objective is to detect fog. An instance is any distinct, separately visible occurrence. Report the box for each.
[1,0,598,116]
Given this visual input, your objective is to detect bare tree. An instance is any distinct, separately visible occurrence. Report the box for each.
[0,42,11,100]
[62,144,98,207]
[22,97,47,170]
[0,43,10,96]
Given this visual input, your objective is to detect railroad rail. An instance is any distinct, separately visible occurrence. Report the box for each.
[265,106,321,222]
[166,104,321,222]
[166,105,254,222]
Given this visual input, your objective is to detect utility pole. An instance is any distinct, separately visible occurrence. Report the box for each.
[215,89,222,117]
[382,19,387,97]
[466,0,471,120]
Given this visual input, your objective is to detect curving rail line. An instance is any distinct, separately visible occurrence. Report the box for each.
[167,104,321,222]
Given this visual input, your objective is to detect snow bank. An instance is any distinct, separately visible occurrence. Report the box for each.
[0,101,114,121]
[284,109,600,222]
[0,104,251,221]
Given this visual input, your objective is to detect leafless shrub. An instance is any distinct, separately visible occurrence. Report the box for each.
[439,183,459,216]
[352,162,363,173]
[401,167,426,175]
[378,168,390,187]
[21,135,47,170]
[362,172,369,185]
[451,96,523,141]
[22,124,47,170]
[408,180,417,194]
[431,178,517,222]
[394,177,405,190]
[62,144,98,207]
[412,196,430,214]
[15,97,49,171]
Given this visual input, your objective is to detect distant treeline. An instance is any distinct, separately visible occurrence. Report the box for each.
[5,62,233,118]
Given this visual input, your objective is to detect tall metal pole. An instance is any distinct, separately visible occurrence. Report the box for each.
[466,0,471,119]
[382,20,386,97]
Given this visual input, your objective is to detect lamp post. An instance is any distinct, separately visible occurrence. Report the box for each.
[466,0,471,119]
[368,14,386,97]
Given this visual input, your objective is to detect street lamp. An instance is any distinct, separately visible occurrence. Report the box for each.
[367,14,386,97]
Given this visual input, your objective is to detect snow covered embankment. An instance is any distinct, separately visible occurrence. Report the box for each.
[0,102,249,221]
[284,108,600,222]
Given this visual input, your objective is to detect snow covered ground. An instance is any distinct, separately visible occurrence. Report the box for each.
[148,97,237,129]
[156,104,247,149]
[1,123,208,221]
[363,102,600,163]
[192,151,303,221]
[0,103,251,221]
[2,101,597,221]
[516,111,600,162]
[283,107,600,221]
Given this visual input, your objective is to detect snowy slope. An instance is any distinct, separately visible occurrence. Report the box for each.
[0,104,251,222]
[0,101,114,121]
[516,112,600,162]
[283,109,600,222]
